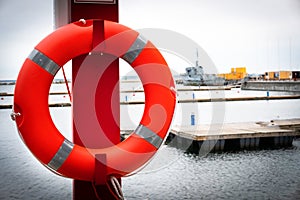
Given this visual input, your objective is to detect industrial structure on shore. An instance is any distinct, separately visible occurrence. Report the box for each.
[264,71,300,80]
[217,67,247,82]
[181,64,300,86]
[217,67,300,82]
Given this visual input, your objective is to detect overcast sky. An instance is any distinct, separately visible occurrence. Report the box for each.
[0,0,300,80]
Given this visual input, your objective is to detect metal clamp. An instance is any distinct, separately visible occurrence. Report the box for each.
[79,19,86,24]
[10,112,21,121]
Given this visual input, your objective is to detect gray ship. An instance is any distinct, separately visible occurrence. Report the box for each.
[182,59,225,86]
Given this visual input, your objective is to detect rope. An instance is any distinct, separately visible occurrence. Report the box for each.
[61,66,72,102]
[106,176,124,200]
[91,176,124,200]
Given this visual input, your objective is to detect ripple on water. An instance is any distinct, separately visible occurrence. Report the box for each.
[1,109,300,200]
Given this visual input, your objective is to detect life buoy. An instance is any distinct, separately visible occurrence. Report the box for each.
[12,19,176,181]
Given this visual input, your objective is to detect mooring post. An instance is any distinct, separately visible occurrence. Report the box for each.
[55,0,120,199]
[191,112,195,126]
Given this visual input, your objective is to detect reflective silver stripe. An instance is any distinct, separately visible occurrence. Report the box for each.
[28,49,60,76]
[135,124,163,149]
[122,35,147,64]
[47,139,74,171]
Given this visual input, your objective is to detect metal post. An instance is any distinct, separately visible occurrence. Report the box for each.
[55,0,120,199]
[191,112,195,126]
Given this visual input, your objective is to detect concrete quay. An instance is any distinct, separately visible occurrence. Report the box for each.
[242,81,300,92]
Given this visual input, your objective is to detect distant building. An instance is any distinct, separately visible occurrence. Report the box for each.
[217,67,247,81]
[264,71,292,80]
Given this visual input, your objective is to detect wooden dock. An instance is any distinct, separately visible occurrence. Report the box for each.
[0,86,231,97]
[167,119,300,153]
[1,95,300,109]
[121,86,232,93]
[120,95,300,105]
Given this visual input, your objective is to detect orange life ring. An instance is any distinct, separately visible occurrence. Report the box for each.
[12,19,176,181]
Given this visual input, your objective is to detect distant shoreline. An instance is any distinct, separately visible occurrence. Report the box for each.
[1,95,300,109]
[0,79,72,85]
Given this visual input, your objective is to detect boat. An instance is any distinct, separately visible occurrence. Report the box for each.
[181,55,225,86]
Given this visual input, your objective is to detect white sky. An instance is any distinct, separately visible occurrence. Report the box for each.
[0,0,300,79]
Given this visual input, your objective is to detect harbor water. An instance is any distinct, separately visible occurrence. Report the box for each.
[1,108,300,200]
[1,83,300,199]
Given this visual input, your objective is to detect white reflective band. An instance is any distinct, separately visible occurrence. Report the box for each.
[28,49,60,76]
[47,139,74,171]
[122,35,147,64]
[135,124,163,149]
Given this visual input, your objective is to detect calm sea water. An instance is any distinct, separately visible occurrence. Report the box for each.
[1,108,300,200]
[1,83,300,199]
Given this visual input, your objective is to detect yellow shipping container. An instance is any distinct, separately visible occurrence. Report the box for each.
[236,67,247,74]
[236,73,243,79]
[268,72,273,79]
[279,71,292,80]
[266,71,292,80]
[225,74,231,80]
[267,72,279,80]
[218,67,247,80]
[225,73,238,80]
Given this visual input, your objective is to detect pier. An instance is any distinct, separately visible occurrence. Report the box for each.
[120,95,300,104]
[1,95,300,109]
[167,119,300,153]
[121,86,232,93]
[242,81,300,92]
